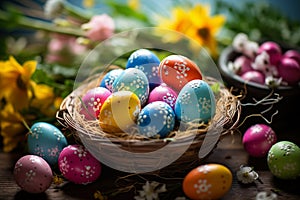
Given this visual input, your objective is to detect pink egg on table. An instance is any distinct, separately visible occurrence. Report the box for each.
[233,55,253,75]
[14,155,53,193]
[277,57,300,85]
[242,124,277,157]
[80,87,111,120]
[147,83,178,110]
[257,41,282,66]
[241,70,265,85]
[58,144,101,184]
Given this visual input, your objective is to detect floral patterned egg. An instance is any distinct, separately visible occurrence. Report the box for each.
[147,83,177,110]
[175,79,216,124]
[267,141,300,180]
[27,122,68,166]
[158,55,203,92]
[183,164,232,200]
[80,87,112,120]
[242,124,277,157]
[112,68,149,106]
[137,101,175,138]
[58,144,102,184]
[99,69,124,92]
[99,91,141,133]
[126,49,161,90]
[14,155,53,193]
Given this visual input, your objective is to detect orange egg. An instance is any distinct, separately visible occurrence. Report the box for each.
[183,164,232,200]
[158,55,203,92]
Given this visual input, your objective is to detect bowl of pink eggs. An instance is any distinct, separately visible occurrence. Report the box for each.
[218,33,300,141]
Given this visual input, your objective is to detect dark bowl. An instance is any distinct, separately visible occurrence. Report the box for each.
[218,46,300,143]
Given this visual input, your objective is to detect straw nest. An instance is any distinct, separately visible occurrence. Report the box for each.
[56,67,241,175]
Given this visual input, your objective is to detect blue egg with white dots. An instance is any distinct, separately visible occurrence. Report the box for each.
[112,68,149,106]
[100,69,124,92]
[27,122,68,166]
[175,79,216,124]
[126,49,161,90]
[137,101,175,138]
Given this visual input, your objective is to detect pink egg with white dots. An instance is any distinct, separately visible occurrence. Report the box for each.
[147,83,177,110]
[80,87,111,120]
[242,124,277,157]
[14,155,53,193]
[58,144,101,184]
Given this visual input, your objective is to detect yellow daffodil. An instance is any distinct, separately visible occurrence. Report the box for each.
[0,56,36,110]
[156,4,225,57]
[82,0,95,8]
[128,0,140,11]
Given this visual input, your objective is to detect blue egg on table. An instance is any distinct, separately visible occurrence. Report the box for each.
[27,122,68,166]
[100,69,124,92]
[175,79,216,124]
[126,49,161,90]
[137,101,175,138]
[112,68,149,106]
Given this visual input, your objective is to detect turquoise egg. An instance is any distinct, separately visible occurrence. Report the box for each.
[112,68,149,105]
[100,69,124,92]
[27,122,68,166]
[175,79,216,124]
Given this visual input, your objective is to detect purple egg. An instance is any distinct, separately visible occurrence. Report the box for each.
[147,83,178,110]
[283,50,300,65]
[14,155,53,193]
[277,57,300,85]
[241,70,265,85]
[258,41,282,66]
[242,124,277,157]
[58,144,102,184]
[233,55,253,75]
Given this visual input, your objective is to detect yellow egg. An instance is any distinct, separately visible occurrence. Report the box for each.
[183,163,232,200]
[99,91,141,133]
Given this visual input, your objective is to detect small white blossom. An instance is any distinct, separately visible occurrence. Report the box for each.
[134,181,167,200]
[236,165,259,184]
[256,191,277,200]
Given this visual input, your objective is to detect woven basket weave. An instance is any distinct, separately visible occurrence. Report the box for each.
[56,72,241,175]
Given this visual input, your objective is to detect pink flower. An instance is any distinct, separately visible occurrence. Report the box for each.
[82,14,115,42]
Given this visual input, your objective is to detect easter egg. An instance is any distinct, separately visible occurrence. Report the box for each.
[277,57,300,85]
[267,141,300,180]
[241,70,265,85]
[147,83,177,110]
[175,79,216,124]
[14,155,53,193]
[99,69,124,92]
[158,55,203,92]
[242,124,277,157]
[80,87,111,120]
[99,91,141,133]
[126,49,161,89]
[27,122,68,166]
[183,164,232,200]
[58,144,101,184]
[137,101,175,138]
[257,41,282,66]
[112,68,149,105]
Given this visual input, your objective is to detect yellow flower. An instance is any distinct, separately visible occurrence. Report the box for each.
[82,0,95,8]
[156,4,225,57]
[0,56,36,110]
[128,0,140,11]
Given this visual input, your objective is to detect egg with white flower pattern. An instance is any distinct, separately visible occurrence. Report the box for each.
[58,144,101,184]
[99,69,124,92]
[183,163,232,200]
[27,122,68,166]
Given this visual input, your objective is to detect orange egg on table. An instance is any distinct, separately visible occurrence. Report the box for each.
[183,164,232,200]
[158,55,203,92]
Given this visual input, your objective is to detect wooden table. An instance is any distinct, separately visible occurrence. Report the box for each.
[1,130,300,200]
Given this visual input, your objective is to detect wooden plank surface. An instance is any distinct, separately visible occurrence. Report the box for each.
[0,133,299,200]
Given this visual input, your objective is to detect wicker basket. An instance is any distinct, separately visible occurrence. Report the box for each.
[56,72,241,175]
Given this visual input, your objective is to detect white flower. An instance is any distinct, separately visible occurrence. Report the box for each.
[44,0,65,19]
[236,165,259,184]
[256,191,277,200]
[134,181,167,200]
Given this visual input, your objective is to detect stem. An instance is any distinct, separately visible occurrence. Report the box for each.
[63,1,92,22]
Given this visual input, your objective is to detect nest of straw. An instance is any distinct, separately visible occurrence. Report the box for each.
[56,69,241,175]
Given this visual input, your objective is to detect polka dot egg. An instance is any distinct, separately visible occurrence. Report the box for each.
[183,163,232,200]
[27,122,68,166]
[58,144,102,184]
[137,101,175,138]
[99,68,124,92]
[14,155,53,193]
[267,141,300,180]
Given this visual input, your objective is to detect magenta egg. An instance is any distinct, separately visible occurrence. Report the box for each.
[277,57,300,85]
[147,83,178,109]
[283,50,300,65]
[233,55,253,75]
[241,70,265,85]
[14,155,53,193]
[242,124,277,157]
[80,87,111,120]
[257,41,282,66]
[58,144,101,184]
